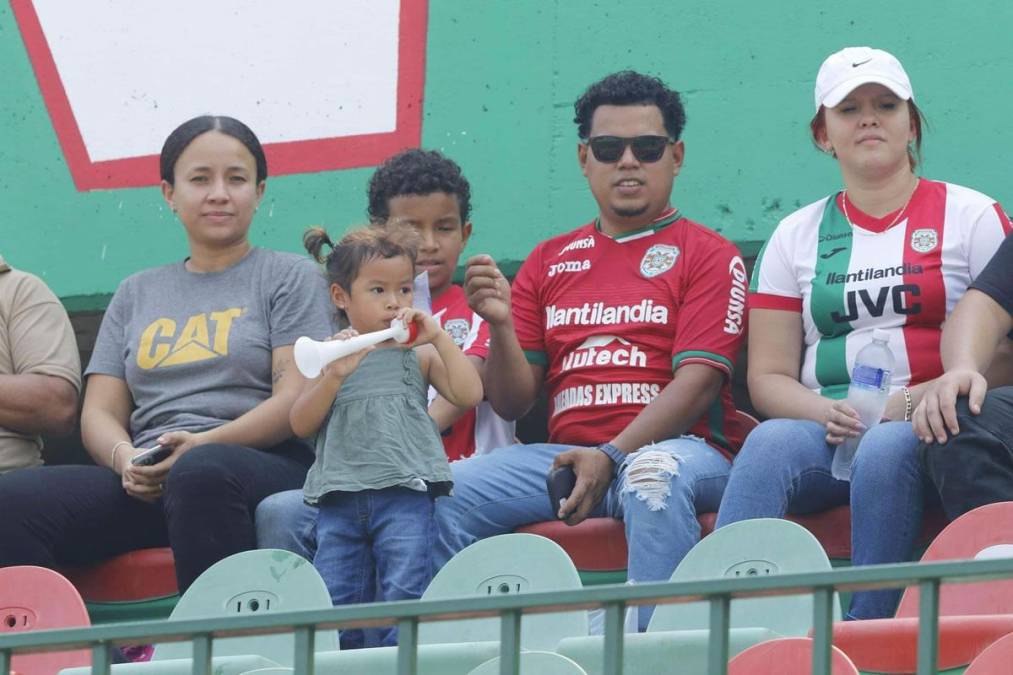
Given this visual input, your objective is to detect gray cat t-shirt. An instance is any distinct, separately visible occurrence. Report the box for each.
[86,247,334,449]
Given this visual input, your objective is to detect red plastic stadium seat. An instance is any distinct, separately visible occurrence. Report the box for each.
[728,637,859,674]
[831,502,1013,673]
[965,630,1013,675]
[896,501,1013,617]
[517,518,628,571]
[518,501,947,575]
[60,547,178,603]
[0,566,91,674]
[516,411,947,575]
[830,614,1013,673]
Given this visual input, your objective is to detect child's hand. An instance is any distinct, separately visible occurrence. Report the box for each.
[320,329,373,380]
[395,308,442,346]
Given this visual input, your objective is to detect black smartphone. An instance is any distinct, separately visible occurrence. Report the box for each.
[546,465,577,519]
[130,444,171,467]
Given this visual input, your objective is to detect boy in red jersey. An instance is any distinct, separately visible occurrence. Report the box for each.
[440,71,749,630]
[367,149,513,460]
[255,150,512,568]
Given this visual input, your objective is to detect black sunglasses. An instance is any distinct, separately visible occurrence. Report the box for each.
[586,135,673,163]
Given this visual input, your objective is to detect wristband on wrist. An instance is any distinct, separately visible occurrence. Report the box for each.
[902,386,913,422]
[110,440,131,469]
[598,442,627,469]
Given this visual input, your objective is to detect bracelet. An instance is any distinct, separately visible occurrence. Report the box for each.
[110,440,131,469]
[598,442,627,471]
[902,386,913,422]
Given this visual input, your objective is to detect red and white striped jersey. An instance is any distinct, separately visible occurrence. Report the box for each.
[751,178,1011,397]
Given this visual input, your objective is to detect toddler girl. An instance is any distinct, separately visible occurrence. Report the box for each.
[293,223,483,648]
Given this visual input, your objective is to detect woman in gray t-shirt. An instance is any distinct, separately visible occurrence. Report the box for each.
[0,116,333,592]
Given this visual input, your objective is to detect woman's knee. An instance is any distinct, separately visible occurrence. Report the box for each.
[854,422,919,468]
[166,443,245,494]
[734,419,825,470]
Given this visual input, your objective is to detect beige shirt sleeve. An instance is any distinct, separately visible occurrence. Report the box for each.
[0,269,82,392]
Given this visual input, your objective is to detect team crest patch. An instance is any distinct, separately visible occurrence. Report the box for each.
[639,244,680,278]
[910,228,938,254]
[443,319,470,347]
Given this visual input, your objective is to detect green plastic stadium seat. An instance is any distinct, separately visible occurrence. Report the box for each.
[648,518,840,635]
[557,627,779,675]
[467,651,588,674]
[311,641,501,674]
[418,533,587,650]
[558,520,834,675]
[153,549,337,665]
[728,637,859,674]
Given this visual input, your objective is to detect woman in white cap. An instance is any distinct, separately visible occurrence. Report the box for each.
[715,47,1011,619]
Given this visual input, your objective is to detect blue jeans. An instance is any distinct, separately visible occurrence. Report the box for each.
[715,419,928,620]
[314,488,436,649]
[434,438,731,631]
[256,489,317,560]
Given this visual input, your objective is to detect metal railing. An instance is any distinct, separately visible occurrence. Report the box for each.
[3,556,1013,675]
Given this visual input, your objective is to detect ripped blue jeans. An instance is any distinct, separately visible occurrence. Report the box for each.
[433,438,731,630]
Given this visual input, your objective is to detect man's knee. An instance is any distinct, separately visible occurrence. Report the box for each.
[620,446,684,511]
[255,489,307,529]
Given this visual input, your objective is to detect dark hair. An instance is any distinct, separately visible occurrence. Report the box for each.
[573,70,686,141]
[304,223,420,317]
[810,101,926,170]
[367,149,472,224]
[160,115,268,185]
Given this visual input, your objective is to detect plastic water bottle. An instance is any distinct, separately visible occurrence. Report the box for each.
[830,329,894,481]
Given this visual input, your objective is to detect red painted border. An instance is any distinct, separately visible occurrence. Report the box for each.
[10,0,428,191]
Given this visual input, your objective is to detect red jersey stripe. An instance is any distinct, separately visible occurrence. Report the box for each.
[902,180,946,384]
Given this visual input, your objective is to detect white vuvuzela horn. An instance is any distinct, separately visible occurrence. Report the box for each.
[293,319,419,378]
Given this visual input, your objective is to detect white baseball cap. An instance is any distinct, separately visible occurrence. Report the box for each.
[814,47,913,111]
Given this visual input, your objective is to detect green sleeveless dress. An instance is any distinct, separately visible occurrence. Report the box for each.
[303,346,452,503]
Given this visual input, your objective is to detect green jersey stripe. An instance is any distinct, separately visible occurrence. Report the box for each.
[811,197,853,393]
[749,237,773,294]
[672,350,734,374]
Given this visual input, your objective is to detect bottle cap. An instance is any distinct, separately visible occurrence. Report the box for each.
[872,328,891,343]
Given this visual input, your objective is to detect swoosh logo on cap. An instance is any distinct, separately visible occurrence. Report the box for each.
[852,58,872,67]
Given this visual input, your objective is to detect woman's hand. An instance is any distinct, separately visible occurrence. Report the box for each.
[122,430,210,502]
[824,399,865,446]
[320,329,373,381]
[396,307,442,346]
[110,444,162,503]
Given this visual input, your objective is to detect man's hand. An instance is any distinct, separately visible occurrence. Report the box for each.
[913,369,987,444]
[552,447,615,525]
[464,254,512,325]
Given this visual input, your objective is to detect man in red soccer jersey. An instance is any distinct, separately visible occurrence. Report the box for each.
[441,71,749,630]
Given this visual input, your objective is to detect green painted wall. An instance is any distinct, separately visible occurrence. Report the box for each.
[3,0,1012,309]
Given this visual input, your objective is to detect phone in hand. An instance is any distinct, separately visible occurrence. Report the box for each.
[546,465,577,520]
[130,444,171,467]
